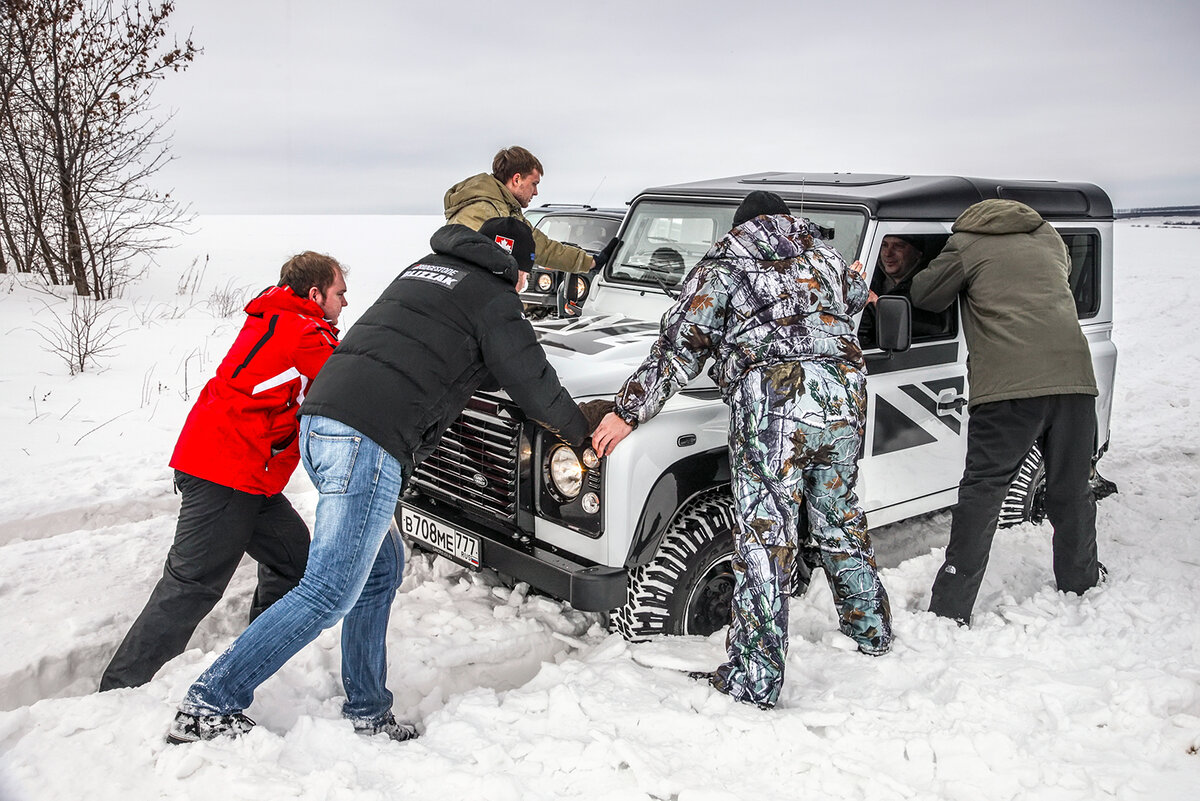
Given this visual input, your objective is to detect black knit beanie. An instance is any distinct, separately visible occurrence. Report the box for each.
[889,234,924,253]
[733,190,791,228]
[479,217,536,269]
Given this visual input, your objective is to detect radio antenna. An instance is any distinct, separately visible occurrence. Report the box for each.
[586,176,607,206]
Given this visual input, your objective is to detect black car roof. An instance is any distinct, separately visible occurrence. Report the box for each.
[536,207,625,221]
[635,172,1113,221]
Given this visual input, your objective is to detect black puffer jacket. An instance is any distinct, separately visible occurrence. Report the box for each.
[301,224,588,470]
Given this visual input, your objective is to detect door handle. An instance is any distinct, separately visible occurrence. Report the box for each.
[936,388,967,415]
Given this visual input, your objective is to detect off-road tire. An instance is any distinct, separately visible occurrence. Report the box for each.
[611,489,816,642]
[999,445,1046,528]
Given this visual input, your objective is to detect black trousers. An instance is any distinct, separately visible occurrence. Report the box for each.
[99,470,310,690]
[929,394,1100,624]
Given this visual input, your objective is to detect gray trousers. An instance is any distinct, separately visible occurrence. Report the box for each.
[99,471,309,691]
[929,394,1100,624]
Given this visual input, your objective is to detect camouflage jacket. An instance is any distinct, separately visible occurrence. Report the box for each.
[615,214,867,425]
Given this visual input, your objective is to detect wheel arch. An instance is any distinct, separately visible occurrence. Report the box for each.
[623,447,731,569]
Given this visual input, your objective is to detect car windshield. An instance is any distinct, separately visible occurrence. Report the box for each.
[608,200,868,288]
[534,214,622,253]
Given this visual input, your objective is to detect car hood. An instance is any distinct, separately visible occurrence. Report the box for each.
[530,314,717,398]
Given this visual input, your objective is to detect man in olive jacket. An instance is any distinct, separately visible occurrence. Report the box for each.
[444,145,611,274]
[910,198,1102,625]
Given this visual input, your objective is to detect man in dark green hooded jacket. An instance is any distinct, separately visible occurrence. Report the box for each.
[910,198,1102,625]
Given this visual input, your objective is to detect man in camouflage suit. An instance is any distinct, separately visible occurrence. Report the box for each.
[592,191,892,709]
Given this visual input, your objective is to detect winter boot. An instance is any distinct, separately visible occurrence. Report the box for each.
[165,711,255,744]
[352,712,419,743]
[691,670,774,710]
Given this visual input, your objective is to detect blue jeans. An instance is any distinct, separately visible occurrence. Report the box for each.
[179,415,406,724]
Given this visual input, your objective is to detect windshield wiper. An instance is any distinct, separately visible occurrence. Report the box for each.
[643,264,681,299]
[616,262,680,299]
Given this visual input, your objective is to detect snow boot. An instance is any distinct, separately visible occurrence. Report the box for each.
[353,713,419,743]
[690,670,774,710]
[165,711,255,744]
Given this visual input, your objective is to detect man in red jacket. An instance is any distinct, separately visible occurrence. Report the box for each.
[100,252,347,691]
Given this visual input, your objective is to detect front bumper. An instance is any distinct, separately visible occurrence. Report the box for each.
[397,495,627,613]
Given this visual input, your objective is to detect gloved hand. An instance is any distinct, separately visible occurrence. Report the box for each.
[578,399,616,434]
[591,238,618,271]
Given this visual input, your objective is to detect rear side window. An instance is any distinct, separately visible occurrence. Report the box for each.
[1058,230,1101,319]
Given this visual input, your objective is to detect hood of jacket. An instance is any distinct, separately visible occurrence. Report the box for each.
[243,284,331,326]
[443,173,519,218]
[952,199,1045,235]
[709,214,827,262]
[430,223,521,285]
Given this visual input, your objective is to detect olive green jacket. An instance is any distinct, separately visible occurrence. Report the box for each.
[910,199,1096,408]
[443,174,592,273]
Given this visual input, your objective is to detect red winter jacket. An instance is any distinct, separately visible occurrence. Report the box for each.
[170,286,339,495]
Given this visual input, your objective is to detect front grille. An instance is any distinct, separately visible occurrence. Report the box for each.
[411,392,521,522]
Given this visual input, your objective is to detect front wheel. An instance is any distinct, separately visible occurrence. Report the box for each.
[611,489,816,641]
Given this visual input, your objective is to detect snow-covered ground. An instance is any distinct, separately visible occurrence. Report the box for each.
[0,217,1197,801]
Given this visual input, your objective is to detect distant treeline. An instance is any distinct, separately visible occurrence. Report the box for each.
[1114,205,1200,219]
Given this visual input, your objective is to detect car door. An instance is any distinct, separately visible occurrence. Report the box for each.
[855,227,968,527]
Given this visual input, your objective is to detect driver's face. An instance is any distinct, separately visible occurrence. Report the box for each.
[507,170,541,208]
[879,236,921,278]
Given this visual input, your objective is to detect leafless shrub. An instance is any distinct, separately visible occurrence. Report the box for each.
[177,255,208,297]
[206,279,250,318]
[177,346,204,402]
[140,364,171,409]
[34,294,125,374]
[130,297,188,326]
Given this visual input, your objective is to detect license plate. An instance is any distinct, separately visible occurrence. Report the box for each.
[399,506,480,569]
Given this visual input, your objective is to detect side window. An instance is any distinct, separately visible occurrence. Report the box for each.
[536,215,622,252]
[857,232,957,349]
[537,216,575,243]
[1058,230,1101,319]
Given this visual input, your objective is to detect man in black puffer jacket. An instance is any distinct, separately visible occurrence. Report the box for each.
[302,219,589,468]
[169,218,600,746]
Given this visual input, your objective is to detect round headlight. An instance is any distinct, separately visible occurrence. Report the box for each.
[581,447,600,469]
[536,272,555,292]
[548,445,583,499]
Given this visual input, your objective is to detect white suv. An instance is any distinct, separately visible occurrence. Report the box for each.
[397,172,1118,640]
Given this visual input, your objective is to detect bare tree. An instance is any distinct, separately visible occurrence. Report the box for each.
[34,291,124,374]
[0,0,198,297]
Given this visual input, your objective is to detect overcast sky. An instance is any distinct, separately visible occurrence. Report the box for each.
[151,0,1200,214]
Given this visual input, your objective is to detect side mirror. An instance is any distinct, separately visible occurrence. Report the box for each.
[559,273,591,318]
[874,295,912,353]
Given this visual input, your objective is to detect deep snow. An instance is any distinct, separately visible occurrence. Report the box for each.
[0,217,1197,801]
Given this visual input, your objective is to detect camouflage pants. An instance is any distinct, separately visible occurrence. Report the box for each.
[712,361,892,708]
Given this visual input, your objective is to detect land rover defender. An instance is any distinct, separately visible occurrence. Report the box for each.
[397,173,1117,640]
[519,206,624,319]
